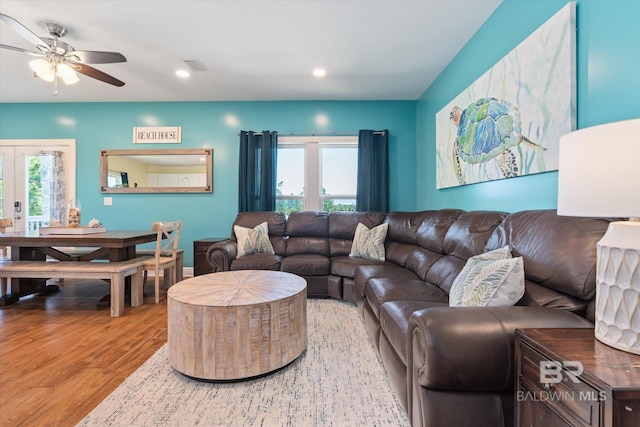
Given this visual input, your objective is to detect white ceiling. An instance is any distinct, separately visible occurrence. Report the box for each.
[0,0,501,103]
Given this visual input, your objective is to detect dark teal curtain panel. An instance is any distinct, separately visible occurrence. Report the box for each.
[238,130,278,212]
[356,129,389,212]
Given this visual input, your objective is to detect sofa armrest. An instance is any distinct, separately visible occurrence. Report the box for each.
[409,306,593,392]
[206,240,237,272]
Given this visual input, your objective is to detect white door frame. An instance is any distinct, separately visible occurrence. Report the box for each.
[0,139,76,232]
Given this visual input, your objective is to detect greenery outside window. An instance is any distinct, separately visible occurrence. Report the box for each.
[277,136,358,214]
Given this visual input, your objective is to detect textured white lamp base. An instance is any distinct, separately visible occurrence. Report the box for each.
[594,221,640,354]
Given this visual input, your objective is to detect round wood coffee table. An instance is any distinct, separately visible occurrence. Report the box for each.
[167,270,307,381]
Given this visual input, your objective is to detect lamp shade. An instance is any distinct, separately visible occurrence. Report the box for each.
[558,118,640,218]
[29,59,55,82]
[57,63,79,85]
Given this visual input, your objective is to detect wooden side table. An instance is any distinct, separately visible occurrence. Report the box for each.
[193,237,226,276]
[515,328,640,427]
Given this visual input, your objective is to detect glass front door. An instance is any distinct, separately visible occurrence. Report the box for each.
[0,140,76,233]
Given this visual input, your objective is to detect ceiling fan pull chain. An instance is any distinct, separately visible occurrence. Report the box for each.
[53,34,60,91]
[53,65,59,96]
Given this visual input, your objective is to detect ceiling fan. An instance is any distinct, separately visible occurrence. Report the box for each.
[0,13,126,95]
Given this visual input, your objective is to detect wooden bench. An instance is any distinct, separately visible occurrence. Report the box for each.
[0,257,152,317]
[59,248,184,283]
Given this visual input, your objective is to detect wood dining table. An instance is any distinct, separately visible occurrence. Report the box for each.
[0,229,157,305]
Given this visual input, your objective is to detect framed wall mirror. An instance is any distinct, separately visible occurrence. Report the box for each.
[100,148,213,193]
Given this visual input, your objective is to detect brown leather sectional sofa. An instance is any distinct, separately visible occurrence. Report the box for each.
[206,209,610,426]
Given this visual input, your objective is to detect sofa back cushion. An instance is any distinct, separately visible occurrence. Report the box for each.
[384,211,433,267]
[232,211,287,256]
[328,211,386,256]
[444,211,508,260]
[486,209,611,301]
[286,211,329,256]
[422,211,507,294]
[416,209,465,252]
[405,210,465,280]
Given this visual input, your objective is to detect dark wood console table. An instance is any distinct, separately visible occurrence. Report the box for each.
[516,328,640,427]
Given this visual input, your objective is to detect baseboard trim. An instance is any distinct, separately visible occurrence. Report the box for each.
[146,267,194,278]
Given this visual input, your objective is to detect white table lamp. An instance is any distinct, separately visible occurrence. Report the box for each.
[558,118,640,354]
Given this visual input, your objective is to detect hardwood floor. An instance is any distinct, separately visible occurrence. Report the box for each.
[0,277,169,427]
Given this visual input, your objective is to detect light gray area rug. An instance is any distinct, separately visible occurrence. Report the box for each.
[78,299,410,426]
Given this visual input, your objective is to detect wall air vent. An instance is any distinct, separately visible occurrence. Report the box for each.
[183,59,208,72]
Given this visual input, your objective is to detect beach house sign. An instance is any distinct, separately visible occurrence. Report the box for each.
[133,126,182,143]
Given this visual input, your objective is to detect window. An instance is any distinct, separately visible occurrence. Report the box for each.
[277,136,357,214]
[107,170,124,188]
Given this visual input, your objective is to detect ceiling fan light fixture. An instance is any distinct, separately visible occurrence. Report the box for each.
[3,13,126,95]
[57,63,79,84]
[61,73,80,85]
[30,58,55,82]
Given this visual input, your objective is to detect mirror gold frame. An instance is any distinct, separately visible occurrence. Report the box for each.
[100,148,213,193]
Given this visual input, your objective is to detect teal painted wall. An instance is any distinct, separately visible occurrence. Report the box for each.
[2,0,639,265]
[0,101,416,266]
[416,0,640,212]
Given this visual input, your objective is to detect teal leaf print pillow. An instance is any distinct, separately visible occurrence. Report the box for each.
[449,246,525,307]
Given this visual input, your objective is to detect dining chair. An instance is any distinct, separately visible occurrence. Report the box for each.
[141,220,183,304]
[1,218,14,297]
[0,218,13,257]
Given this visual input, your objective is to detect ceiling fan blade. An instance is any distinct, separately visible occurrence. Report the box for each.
[0,13,49,49]
[71,62,125,87]
[1,43,43,56]
[70,50,127,64]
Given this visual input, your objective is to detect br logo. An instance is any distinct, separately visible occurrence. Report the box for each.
[540,361,584,384]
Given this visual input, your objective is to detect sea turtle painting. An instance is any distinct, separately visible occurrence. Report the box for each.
[449,97,545,185]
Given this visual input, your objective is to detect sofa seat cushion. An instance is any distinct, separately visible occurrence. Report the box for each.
[517,280,588,313]
[231,254,282,271]
[380,300,447,365]
[281,254,331,276]
[366,278,449,319]
[330,256,386,279]
[354,264,420,298]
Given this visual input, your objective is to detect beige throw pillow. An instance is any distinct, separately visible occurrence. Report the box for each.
[234,222,275,258]
[349,222,389,261]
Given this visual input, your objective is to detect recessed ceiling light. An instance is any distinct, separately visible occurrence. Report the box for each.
[313,68,326,78]
[176,70,190,78]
